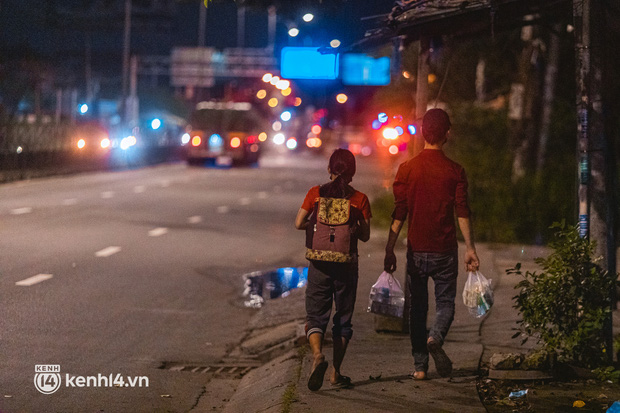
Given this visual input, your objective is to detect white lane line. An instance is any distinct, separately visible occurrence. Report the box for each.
[148,227,168,237]
[16,274,53,286]
[101,191,115,199]
[63,198,78,206]
[95,246,121,257]
[217,206,230,214]
[11,207,33,215]
[188,216,202,224]
[239,197,251,206]
[133,186,146,193]
[257,191,268,199]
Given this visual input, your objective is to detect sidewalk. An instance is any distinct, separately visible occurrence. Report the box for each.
[221,236,620,413]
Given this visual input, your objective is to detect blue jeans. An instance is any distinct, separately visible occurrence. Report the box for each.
[406,249,458,372]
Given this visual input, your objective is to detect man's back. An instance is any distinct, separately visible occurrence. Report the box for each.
[392,149,470,253]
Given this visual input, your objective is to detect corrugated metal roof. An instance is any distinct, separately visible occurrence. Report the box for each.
[346,0,570,51]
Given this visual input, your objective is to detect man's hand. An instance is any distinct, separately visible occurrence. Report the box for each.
[464,249,480,272]
[384,250,397,273]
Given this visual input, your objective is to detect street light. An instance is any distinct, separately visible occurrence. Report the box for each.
[288,27,300,37]
[302,13,314,22]
[336,93,348,104]
[330,39,341,48]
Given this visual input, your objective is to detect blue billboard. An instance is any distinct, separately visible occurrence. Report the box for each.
[341,54,391,86]
[281,47,339,80]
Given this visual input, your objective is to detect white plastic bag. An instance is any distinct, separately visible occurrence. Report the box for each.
[367,271,405,318]
[462,271,494,318]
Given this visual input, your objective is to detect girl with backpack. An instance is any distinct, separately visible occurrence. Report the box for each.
[294,148,372,391]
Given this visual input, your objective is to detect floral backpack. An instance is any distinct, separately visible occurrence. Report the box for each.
[305,187,361,263]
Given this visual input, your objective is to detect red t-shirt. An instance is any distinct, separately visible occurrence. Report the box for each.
[301,185,372,220]
[392,149,470,253]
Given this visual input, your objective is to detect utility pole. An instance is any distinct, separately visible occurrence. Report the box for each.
[413,37,430,157]
[198,2,207,47]
[573,0,614,361]
[267,6,276,51]
[400,36,431,333]
[237,6,245,48]
[121,0,132,124]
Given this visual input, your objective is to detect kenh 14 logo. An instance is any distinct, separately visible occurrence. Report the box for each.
[34,365,61,395]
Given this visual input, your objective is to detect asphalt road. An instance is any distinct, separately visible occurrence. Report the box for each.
[0,152,389,412]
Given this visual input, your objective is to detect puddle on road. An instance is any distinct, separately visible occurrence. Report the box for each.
[242,267,308,308]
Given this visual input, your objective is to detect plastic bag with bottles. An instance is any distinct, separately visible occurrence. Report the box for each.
[462,271,494,318]
[367,271,405,318]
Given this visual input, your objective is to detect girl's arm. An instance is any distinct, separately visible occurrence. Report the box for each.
[295,208,310,230]
[357,217,371,242]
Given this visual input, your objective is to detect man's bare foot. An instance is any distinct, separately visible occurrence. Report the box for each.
[411,371,427,380]
[330,371,353,388]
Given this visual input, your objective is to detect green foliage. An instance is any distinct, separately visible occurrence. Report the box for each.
[593,366,620,383]
[509,222,617,368]
[369,190,396,230]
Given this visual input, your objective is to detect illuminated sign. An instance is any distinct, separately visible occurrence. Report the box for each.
[281,47,339,80]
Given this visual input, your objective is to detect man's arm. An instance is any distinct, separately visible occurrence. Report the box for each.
[384,218,404,273]
[457,217,480,272]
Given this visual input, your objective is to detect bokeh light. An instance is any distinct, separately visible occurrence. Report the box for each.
[383,128,398,140]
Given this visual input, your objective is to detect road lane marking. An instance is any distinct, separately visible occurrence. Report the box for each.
[188,216,202,224]
[101,191,115,199]
[148,227,168,237]
[10,207,32,215]
[239,197,251,205]
[257,192,268,199]
[16,274,53,286]
[217,206,229,214]
[63,198,78,205]
[95,246,121,257]
[133,186,146,193]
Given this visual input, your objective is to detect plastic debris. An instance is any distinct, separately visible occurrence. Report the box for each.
[508,389,528,399]
[607,401,620,412]
[160,394,172,398]
[242,267,308,308]
[573,400,586,408]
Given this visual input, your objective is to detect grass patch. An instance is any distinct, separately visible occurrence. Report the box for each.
[281,345,308,413]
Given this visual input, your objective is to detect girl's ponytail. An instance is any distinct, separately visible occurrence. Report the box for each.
[321,149,356,198]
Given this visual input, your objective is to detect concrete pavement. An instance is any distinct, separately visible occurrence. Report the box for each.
[219,233,620,413]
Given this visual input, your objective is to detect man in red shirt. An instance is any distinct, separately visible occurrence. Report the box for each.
[384,108,480,380]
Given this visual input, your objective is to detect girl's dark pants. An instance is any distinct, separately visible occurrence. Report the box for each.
[305,259,358,340]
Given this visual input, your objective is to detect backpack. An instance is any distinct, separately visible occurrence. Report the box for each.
[305,188,359,263]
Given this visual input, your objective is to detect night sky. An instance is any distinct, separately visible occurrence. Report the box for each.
[1,1,392,63]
